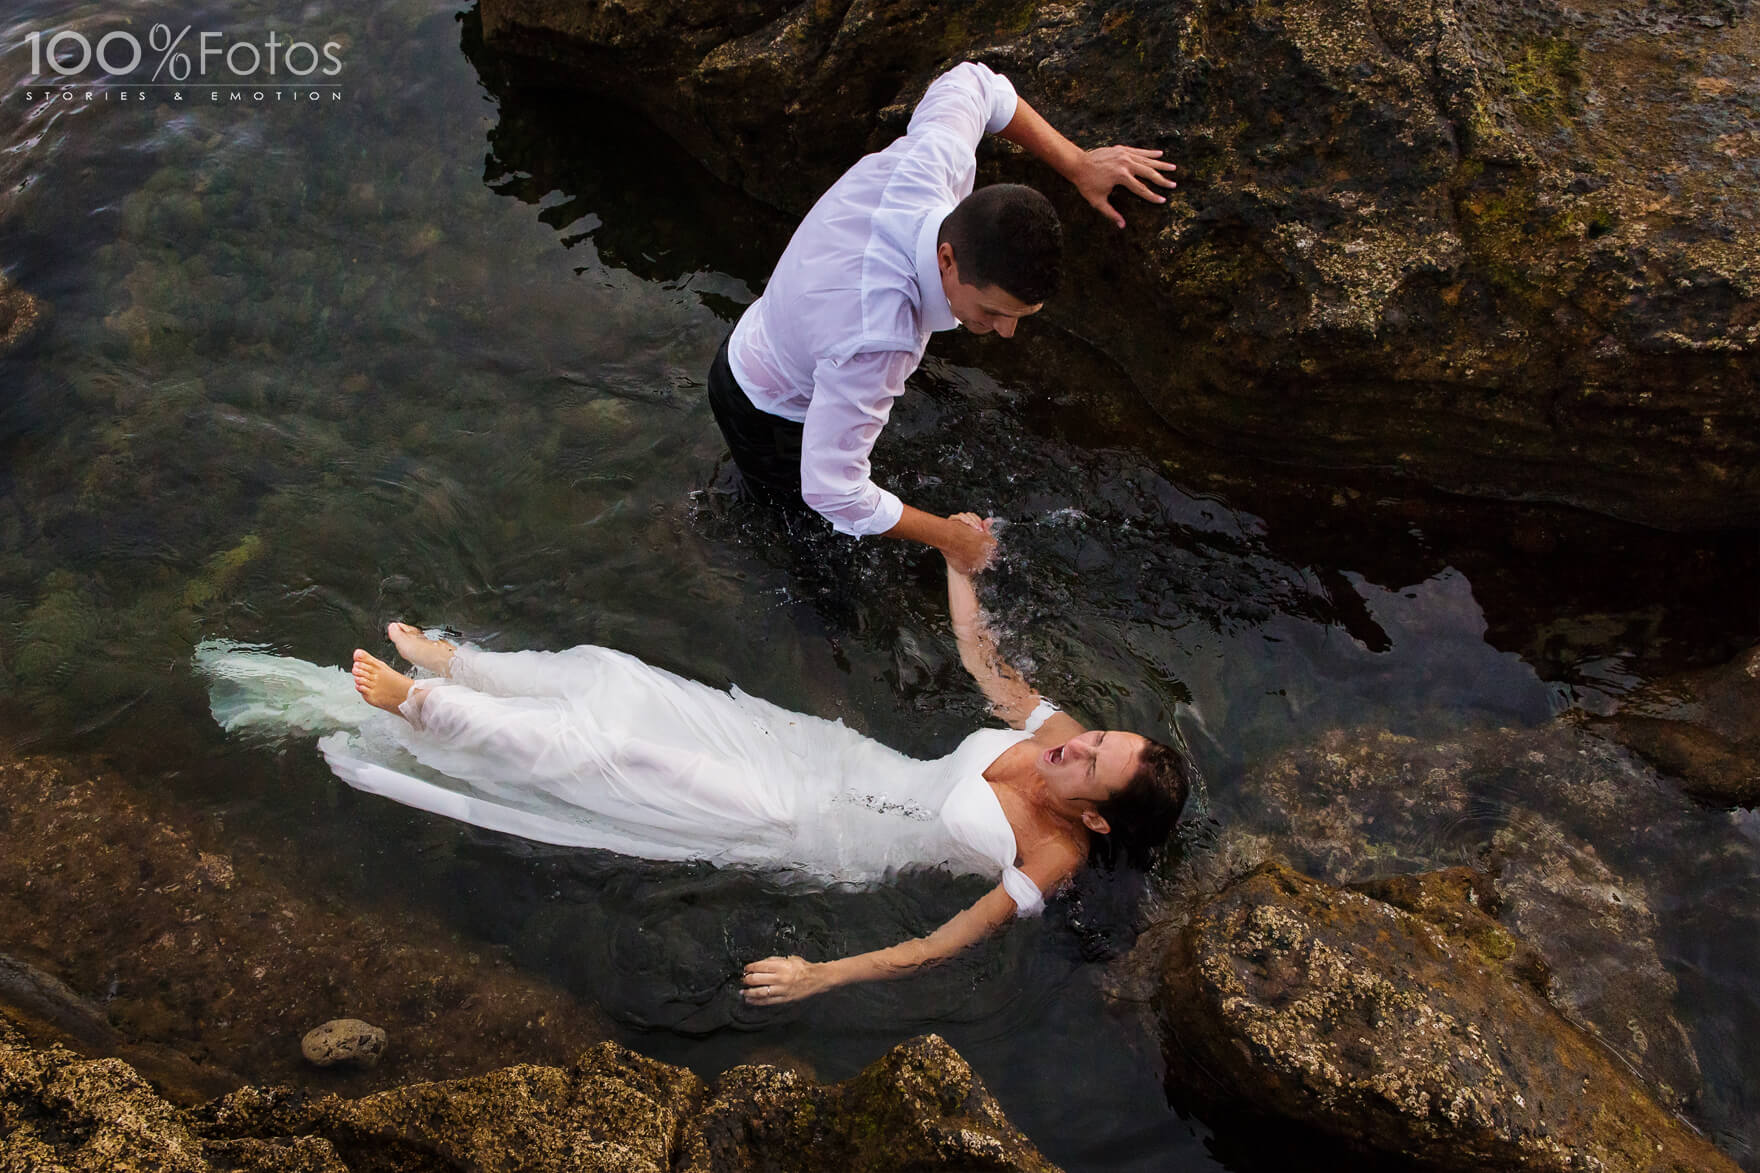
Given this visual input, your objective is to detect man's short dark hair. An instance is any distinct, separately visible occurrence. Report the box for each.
[938,184,1063,305]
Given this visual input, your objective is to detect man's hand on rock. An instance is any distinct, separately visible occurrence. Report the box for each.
[1070,146,1178,228]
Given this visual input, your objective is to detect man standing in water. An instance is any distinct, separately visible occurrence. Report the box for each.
[707,61,1176,573]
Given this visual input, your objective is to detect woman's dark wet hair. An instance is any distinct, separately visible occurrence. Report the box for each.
[1089,737,1194,870]
[938,183,1063,305]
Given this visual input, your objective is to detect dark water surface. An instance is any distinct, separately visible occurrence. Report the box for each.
[4,2,1759,1169]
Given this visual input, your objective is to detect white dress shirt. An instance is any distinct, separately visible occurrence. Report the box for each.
[727,62,1019,536]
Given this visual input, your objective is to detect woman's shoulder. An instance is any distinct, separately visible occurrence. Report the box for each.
[949,724,1035,763]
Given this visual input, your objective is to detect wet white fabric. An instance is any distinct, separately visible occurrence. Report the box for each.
[1024,697,1060,734]
[194,640,1046,916]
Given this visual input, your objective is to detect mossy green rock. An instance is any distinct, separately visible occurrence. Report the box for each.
[1146,862,1739,1171]
[478,0,1760,528]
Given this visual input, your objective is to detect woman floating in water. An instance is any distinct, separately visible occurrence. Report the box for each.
[198,516,1192,1004]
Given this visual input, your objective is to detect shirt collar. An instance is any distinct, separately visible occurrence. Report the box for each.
[914,206,959,333]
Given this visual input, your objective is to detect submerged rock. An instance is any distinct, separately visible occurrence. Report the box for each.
[300,1021,386,1069]
[0,1018,1057,1172]
[0,753,609,1096]
[476,0,1760,528]
[1147,862,1738,1172]
[0,950,236,1106]
[0,275,40,353]
[1599,644,1760,807]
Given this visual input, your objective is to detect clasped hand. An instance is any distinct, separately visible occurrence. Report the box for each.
[941,511,997,576]
[1069,145,1178,228]
[943,512,997,577]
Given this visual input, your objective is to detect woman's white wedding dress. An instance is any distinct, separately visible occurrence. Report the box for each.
[194,640,1047,915]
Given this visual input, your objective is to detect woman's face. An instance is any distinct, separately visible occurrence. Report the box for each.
[1038,730,1146,814]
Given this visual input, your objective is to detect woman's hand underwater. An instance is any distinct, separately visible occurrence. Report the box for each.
[742,955,835,1005]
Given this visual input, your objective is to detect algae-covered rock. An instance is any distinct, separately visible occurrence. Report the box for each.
[476,0,1760,528]
[0,950,236,1107]
[230,1035,1055,1171]
[1598,644,1760,807]
[1146,862,1739,1172]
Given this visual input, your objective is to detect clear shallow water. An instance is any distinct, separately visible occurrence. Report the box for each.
[2,1,1759,1169]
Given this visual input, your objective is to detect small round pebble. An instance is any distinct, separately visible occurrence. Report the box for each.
[301,1019,387,1068]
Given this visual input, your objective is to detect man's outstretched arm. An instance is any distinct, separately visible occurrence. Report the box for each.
[798,353,997,574]
[886,504,996,576]
[997,98,1178,228]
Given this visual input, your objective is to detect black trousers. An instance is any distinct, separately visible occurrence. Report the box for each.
[706,334,807,509]
[704,335,870,632]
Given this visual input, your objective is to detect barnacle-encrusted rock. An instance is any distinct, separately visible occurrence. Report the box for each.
[1148,862,1738,1171]
[0,1018,213,1173]
[475,0,1760,528]
[0,1017,1057,1172]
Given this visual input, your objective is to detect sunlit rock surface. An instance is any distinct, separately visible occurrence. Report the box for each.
[476,0,1760,528]
[0,1020,1058,1173]
[1145,862,1738,1172]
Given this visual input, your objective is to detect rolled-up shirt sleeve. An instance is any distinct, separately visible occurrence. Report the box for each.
[906,61,1018,152]
[798,350,914,537]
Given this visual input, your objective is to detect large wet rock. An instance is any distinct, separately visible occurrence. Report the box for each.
[1147,862,1739,1172]
[476,0,1760,528]
[0,1016,1056,1172]
[1239,718,1745,1099]
[1225,721,1722,1114]
[1148,716,1760,1164]
[1598,644,1760,807]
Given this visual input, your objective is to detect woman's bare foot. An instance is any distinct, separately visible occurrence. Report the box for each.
[353,649,413,714]
[387,621,456,675]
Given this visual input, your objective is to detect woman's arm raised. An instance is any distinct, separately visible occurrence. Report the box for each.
[944,514,1041,728]
[741,841,1084,1005]
[943,514,1086,744]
